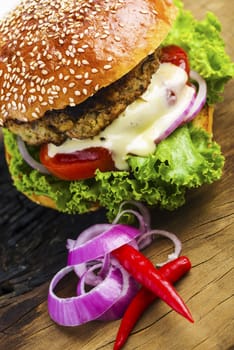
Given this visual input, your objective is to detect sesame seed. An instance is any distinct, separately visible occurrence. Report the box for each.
[85,79,92,85]
[41,69,49,75]
[100,34,108,39]
[50,90,59,95]
[140,9,148,14]
[104,64,112,70]
[91,68,98,73]
[48,76,55,82]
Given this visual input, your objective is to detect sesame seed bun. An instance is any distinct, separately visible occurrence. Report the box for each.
[3,105,214,212]
[0,0,177,126]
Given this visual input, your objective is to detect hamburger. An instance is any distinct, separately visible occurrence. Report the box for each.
[0,0,233,219]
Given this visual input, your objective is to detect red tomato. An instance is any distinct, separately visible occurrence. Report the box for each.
[160,45,190,75]
[40,145,115,180]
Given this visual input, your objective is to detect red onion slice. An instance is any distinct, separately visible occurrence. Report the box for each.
[75,254,111,286]
[48,264,123,326]
[112,200,153,249]
[17,136,50,174]
[76,262,104,295]
[183,70,207,123]
[48,260,139,326]
[98,261,139,321]
[137,229,182,266]
[67,224,140,266]
[154,85,196,143]
[113,200,151,232]
[68,224,114,278]
[71,224,113,247]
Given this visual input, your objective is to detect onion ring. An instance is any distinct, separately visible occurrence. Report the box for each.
[17,136,50,174]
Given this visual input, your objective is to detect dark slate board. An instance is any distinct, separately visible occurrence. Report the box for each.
[0,140,107,297]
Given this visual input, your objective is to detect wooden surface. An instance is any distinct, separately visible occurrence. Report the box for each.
[0,1,233,349]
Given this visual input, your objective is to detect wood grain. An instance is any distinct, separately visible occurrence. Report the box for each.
[0,1,233,349]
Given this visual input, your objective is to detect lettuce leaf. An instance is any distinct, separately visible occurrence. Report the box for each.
[164,0,234,104]
[3,124,224,220]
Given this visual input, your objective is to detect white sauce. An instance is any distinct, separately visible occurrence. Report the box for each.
[48,63,194,170]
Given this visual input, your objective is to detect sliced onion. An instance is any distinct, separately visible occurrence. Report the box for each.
[67,224,140,266]
[67,224,113,279]
[112,200,153,249]
[154,85,196,143]
[17,136,50,174]
[75,254,111,286]
[98,261,139,321]
[48,264,124,326]
[76,262,104,295]
[113,200,151,232]
[137,229,182,266]
[183,70,207,123]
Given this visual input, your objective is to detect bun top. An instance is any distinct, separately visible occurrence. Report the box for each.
[0,0,177,125]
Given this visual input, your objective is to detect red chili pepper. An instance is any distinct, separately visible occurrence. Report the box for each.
[112,245,193,323]
[113,256,192,350]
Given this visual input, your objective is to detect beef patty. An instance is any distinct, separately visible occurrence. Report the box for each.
[6,49,160,146]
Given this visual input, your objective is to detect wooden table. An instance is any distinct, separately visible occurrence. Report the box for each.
[0,1,233,349]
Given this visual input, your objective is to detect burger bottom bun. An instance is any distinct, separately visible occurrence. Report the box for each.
[4,105,214,212]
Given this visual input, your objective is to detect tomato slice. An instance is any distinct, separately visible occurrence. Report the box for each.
[40,145,115,180]
[160,45,190,75]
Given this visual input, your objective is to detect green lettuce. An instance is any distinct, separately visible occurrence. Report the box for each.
[164,0,234,104]
[3,124,224,220]
[3,1,232,220]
